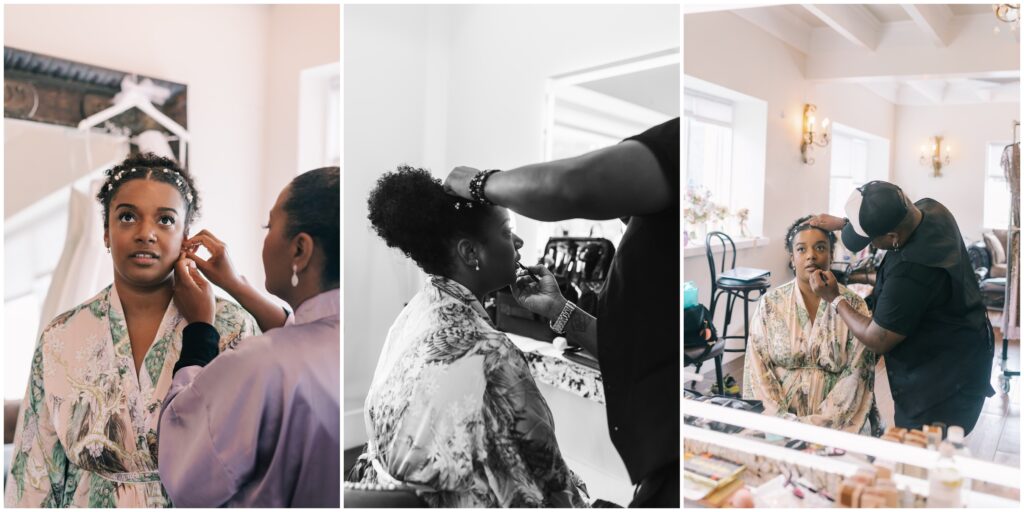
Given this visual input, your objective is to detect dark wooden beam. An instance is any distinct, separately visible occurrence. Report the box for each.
[4,47,187,136]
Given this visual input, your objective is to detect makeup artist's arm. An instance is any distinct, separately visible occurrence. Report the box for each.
[184,230,289,332]
[511,266,598,357]
[810,270,906,354]
[445,141,670,222]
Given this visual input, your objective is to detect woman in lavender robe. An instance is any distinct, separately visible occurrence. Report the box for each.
[156,167,340,507]
[348,166,588,507]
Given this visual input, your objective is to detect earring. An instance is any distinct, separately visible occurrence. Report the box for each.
[106,246,110,254]
[893,240,900,252]
[474,261,480,272]
[291,265,299,287]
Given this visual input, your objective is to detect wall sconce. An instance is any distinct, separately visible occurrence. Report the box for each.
[993,4,1020,33]
[801,104,830,165]
[919,136,951,177]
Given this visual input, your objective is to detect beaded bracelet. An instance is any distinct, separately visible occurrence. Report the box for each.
[468,169,501,205]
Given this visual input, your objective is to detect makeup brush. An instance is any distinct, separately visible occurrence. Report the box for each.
[517,261,541,283]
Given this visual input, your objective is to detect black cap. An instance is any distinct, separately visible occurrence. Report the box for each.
[841,181,909,252]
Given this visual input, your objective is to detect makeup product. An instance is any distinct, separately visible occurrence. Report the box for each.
[517,262,540,283]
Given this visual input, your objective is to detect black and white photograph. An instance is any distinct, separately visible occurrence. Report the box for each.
[343,3,680,508]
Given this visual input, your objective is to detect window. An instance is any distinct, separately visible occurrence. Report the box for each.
[4,195,69,400]
[829,132,868,218]
[826,123,890,234]
[298,62,341,172]
[683,77,767,248]
[540,51,678,258]
[984,141,1013,230]
[684,92,734,211]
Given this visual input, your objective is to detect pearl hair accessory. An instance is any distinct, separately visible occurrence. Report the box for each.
[107,166,193,203]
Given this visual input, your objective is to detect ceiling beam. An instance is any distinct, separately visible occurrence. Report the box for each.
[733,7,811,54]
[904,80,948,104]
[801,4,881,51]
[901,4,956,47]
[861,82,900,104]
[805,14,1019,82]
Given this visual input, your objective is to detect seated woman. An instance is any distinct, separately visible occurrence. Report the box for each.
[4,154,257,508]
[348,166,588,507]
[741,216,875,433]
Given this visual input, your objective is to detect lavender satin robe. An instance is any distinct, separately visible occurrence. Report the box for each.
[157,290,340,507]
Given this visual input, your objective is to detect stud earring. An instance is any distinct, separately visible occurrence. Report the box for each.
[291,265,299,287]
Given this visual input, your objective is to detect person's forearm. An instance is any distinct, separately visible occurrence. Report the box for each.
[174,323,220,375]
[835,299,883,352]
[479,141,669,221]
[223,277,288,332]
[485,158,582,221]
[564,307,598,358]
[543,298,598,357]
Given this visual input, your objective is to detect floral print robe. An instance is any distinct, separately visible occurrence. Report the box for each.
[5,284,258,508]
[742,280,875,433]
[350,276,588,507]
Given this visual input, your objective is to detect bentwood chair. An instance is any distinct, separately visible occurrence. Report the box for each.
[705,231,771,354]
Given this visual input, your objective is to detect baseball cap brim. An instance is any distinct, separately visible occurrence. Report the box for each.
[841,222,872,252]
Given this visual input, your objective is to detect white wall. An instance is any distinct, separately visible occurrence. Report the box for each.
[344,5,439,418]
[5,4,339,299]
[344,3,679,417]
[892,102,1019,242]
[683,12,895,353]
[262,4,340,224]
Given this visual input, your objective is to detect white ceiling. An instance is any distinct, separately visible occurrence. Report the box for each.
[579,63,680,116]
[864,4,910,23]
[948,4,996,16]
[726,4,1020,106]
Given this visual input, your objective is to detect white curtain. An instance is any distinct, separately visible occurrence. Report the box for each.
[38,179,113,334]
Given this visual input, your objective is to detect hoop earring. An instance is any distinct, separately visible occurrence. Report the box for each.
[893,241,900,252]
[291,265,299,287]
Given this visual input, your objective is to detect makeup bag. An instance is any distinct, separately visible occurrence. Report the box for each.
[495,237,615,342]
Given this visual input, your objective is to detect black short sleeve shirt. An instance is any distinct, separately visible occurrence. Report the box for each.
[870,199,995,418]
[597,118,680,483]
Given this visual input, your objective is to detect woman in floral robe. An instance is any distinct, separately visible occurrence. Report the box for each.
[741,216,875,433]
[350,167,587,507]
[4,154,257,507]
[5,287,255,507]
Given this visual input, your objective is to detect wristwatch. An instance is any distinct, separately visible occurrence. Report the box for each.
[550,301,578,335]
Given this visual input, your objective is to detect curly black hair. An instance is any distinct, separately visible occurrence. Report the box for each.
[284,167,339,289]
[367,165,495,275]
[95,152,200,228]
[785,215,837,271]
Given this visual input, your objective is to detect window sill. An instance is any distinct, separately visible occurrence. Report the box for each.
[684,236,772,258]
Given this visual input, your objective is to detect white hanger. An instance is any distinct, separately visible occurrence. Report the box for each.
[78,76,190,164]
